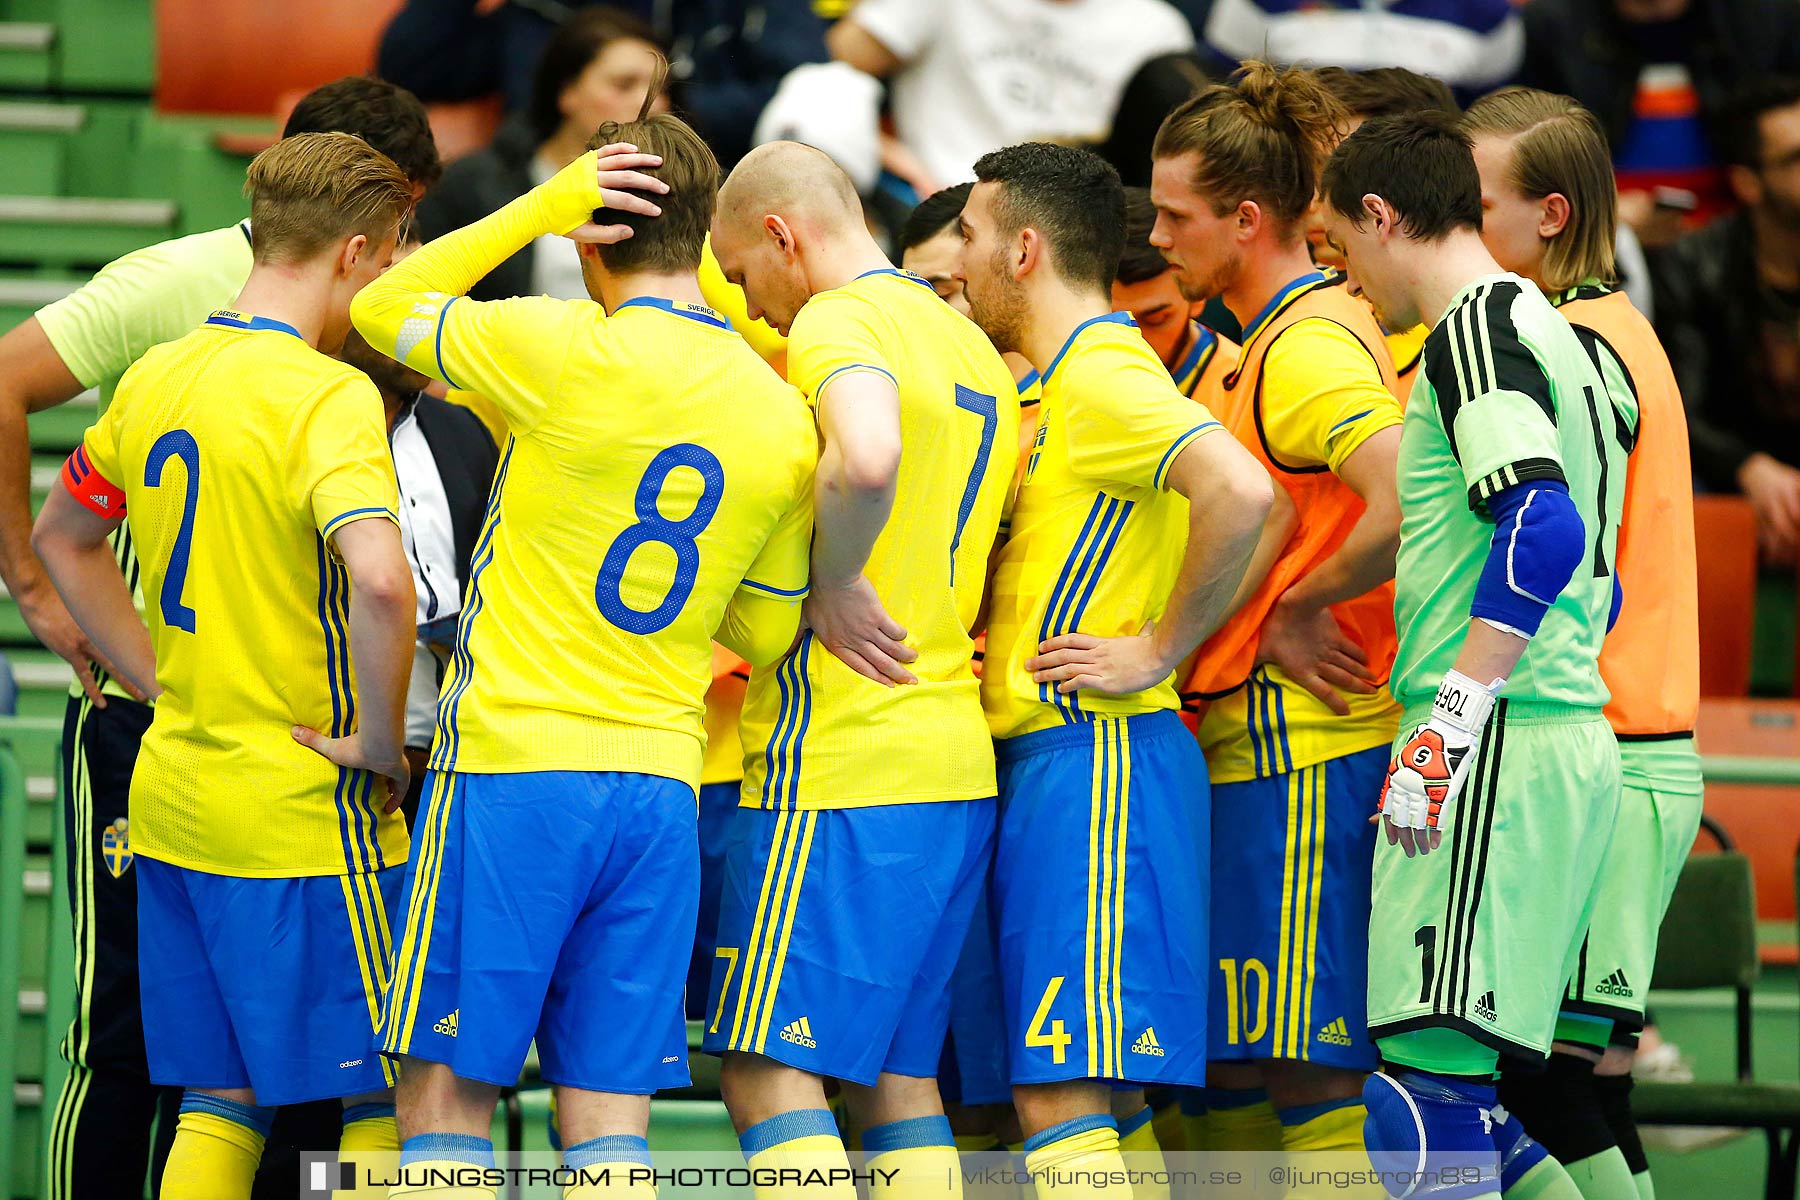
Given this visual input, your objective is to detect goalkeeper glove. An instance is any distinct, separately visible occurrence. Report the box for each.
[1378,669,1501,854]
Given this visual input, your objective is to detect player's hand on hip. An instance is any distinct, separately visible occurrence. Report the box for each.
[291,726,411,813]
[1374,669,1499,858]
[1255,594,1376,716]
[804,574,918,687]
[1029,622,1173,697]
[16,578,147,705]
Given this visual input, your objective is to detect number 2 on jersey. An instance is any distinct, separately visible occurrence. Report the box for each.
[595,443,726,634]
[144,429,200,633]
[949,385,997,584]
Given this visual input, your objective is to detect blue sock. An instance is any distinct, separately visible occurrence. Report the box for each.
[178,1092,277,1138]
[400,1132,495,1169]
[1363,1071,1501,1198]
[565,1133,653,1169]
[864,1115,955,1156]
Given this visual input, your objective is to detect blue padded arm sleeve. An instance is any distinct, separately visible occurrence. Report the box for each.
[1471,478,1586,638]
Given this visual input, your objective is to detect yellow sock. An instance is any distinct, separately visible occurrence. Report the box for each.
[1276,1099,1366,1154]
[956,1132,1005,1153]
[1022,1116,1125,1200]
[336,1104,400,1199]
[158,1094,270,1200]
[563,1133,656,1200]
[1118,1106,1169,1200]
[867,1116,962,1200]
[1187,1089,1284,1152]
[1150,1099,1185,1154]
[742,1109,857,1200]
[389,1134,499,1200]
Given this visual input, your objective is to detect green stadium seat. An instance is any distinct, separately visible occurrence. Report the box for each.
[0,277,80,338]
[0,743,31,1195]
[1635,841,1800,1200]
[27,389,98,456]
[0,194,175,269]
[0,102,82,196]
[0,22,55,91]
[10,653,72,721]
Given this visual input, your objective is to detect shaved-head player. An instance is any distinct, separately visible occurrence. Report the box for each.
[705,142,1020,1200]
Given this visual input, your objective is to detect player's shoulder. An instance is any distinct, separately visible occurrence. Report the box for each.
[1056,314,1174,389]
[1424,274,1565,406]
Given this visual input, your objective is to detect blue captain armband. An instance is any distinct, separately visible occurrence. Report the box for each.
[1469,478,1585,639]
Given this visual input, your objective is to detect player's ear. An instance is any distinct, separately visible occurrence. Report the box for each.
[1538,193,1571,240]
[1015,227,1041,281]
[1362,195,1388,239]
[338,233,369,279]
[763,214,794,257]
[1235,199,1260,241]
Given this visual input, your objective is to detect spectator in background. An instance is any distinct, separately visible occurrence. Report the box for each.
[1520,0,1800,248]
[1652,79,1800,564]
[820,0,1194,199]
[1097,52,1215,188]
[1198,0,1520,104]
[415,7,666,300]
[377,0,829,168]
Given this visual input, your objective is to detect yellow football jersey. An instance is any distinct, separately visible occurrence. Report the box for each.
[740,269,1019,809]
[357,290,817,788]
[1170,320,1236,400]
[70,312,405,877]
[984,313,1225,740]
[1195,310,1403,782]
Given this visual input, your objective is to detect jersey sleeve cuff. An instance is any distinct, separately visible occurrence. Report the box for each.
[1154,421,1223,489]
[61,446,125,518]
[1466,457,1564,515]
[1322,405,1404,470]
[740,578,810,600]
[814,363,898,397]
[321,506,400,541]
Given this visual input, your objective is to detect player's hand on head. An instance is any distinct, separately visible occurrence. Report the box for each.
[1255,595,1376,716]
[1029,622,1174,698]
[290,726,411,813]
[590,142,667,218]
[804,574,918,687]
[1374,670,1497,857]
[16,579,147,706]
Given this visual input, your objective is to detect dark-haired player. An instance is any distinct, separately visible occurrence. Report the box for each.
[354,101,819,1193]
[1113,187,1238,404]
[1319,113,1629,1191]
[1150,60,1405,1159]
[0,74,441,1200]
[958,140,1271,1196]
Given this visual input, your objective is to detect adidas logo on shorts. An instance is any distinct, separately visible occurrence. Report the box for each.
[1131,1028,1166,1057]
[780,1017,817,1049]
[1317,1017,1354,1046]
[1475,991,1498,1022]
[434,1010,459,1038]
[1595,969,1634,998]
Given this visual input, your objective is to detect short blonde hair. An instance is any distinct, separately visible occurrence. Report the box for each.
[243,132,412,265]
[1462,88,1617,291]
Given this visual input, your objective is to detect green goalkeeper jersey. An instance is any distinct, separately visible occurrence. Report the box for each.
[1393,273,1636,710]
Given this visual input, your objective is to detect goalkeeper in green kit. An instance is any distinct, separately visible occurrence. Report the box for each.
[1317,112,1632,1199]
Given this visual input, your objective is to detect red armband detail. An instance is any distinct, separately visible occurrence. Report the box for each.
[62,446,126,518]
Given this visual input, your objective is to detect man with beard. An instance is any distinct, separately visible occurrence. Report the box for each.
[956,140,1270,1196]
[1148,60,1405,1160]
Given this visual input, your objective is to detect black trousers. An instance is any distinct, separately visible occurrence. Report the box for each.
[49,693,341,1199]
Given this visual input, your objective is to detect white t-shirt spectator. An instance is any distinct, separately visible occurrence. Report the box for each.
[852,0,1195,188]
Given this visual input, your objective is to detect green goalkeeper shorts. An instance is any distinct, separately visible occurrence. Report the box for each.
[1561,736,1704,1029]
[1367,700,1621,1064]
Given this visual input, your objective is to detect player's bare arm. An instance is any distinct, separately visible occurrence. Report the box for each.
[1257,424,1402,714]
[31,483,157,700]
[804,369,919,686]
[0,317,139,704]
[1030,429,1272,695]
[292,517,416,810]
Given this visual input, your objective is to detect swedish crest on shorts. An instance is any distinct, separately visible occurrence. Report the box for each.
[102,818,132,878]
